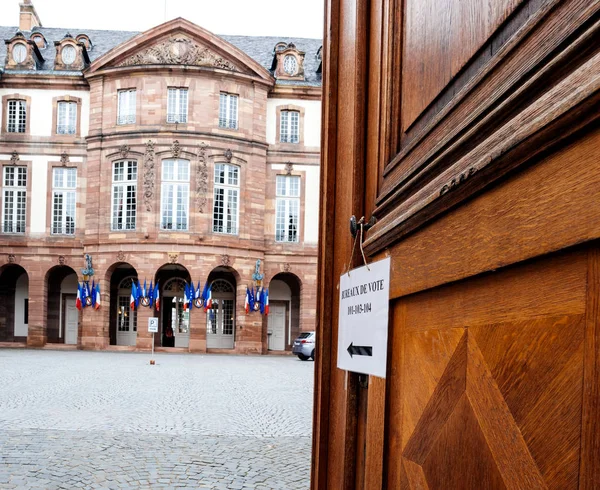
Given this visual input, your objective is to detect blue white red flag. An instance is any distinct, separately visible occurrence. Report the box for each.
[183,283,188,311]
[76,282,82,311]
[130,282,137,310]
[91,280,96,309]
[264,288,269,316]
[94,283,101,310]
[154,283,160,312]
[204,282,212,312]
[245,287,250,313]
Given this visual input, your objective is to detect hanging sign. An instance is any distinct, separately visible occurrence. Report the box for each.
[337,257,390,378]
[148,317,159,333]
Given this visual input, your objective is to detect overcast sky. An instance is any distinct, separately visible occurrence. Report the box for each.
[0,0,324,38]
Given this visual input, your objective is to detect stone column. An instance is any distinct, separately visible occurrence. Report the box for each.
[80,277,109,350]
[26,275,47,347]
[188,263,208,354]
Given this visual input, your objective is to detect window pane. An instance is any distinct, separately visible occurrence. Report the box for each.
[117,90,136,125]
[57,101,77,134]
[7,100,26,133]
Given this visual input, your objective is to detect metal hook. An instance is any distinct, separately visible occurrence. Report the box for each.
[350,215,377,238]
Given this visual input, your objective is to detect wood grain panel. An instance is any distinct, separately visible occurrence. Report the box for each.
[401,328,465,448]
[580,248,600,488]
[378,126,600,299]
[402,0,522,130]
[471,316,584,489]
[403,250,587,332]
[421,394,506,490]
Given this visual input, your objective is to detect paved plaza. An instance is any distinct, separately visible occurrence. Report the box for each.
[0,350,314,489]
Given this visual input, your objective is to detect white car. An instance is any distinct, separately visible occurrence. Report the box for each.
[292,331,315,361]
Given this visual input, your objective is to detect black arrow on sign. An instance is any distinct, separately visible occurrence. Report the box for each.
[347,342,373,358]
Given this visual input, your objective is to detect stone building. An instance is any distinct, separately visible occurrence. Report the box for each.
[0,1,321,354]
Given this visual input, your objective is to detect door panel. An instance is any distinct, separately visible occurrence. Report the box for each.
[268,304,286,351]
[402,0,524,130]
[386,251,588,489]
[64,297,78,345]
[315,0,600,487]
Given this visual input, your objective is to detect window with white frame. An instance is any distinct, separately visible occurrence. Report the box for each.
[161,159,189,231]
[57,101,77,135]
[167,88,188,123]
[117,89,136,125]
[275,175,300,242]
[280,110,300,143]
[2,166,27,234]
[52,167,76,235]
[212,163,239,235]
[7,99,26,133]
[111,160,137,231]
[218,93,238,129]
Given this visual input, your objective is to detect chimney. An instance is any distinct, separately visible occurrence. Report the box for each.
[19,0,42,31]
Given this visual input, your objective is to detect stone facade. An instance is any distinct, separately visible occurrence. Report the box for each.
[0,9,321,354]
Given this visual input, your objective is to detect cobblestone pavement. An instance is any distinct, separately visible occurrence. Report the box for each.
[0,350,314,489]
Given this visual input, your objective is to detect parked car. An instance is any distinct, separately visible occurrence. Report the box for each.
[292,331,315,361]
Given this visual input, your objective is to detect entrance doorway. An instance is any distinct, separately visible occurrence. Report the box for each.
[63,295,78,345]
[0,264,28,342]
[206,279,235,349]
[162,278,190,348]
[267,303,286,351]
[116,276,137,346]
[108,264,138,347]
[46,266,78,344]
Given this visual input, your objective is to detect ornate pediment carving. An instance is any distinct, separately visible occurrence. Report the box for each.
[117,37,239,71]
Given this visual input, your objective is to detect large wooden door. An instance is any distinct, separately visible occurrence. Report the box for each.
[313,0,600,488]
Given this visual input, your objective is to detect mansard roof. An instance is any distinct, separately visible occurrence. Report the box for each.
[0,21,322,87]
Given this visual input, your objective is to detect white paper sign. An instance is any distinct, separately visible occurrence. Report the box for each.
[148,317,159,333]
[337,257,390,378]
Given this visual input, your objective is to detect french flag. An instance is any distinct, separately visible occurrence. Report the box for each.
[264,288,269,316]
[154,282,160,312]
[76,282,82,311]
[203,282,212,312]
[183,283,189,311]
[130,281,137,310]
[94,283,101,310]
[245,287,250,314]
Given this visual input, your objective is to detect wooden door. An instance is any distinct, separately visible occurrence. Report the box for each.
[63,295,78,345]
[313,0,600,488]
[268,303,286,351]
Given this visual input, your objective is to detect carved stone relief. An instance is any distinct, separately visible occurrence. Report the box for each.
[58,255,66,265]
[225,149,233,162]
[168,252,179,264]
[10,151,19,165]
[171,140,181,159]
[283,263,292,272]
[143,140,155,211]
[60,152,69,165]
[119,145,130,159]
[285,162,294,175]
[7,254,16,264]
[118,37,238,71]
[196,142,208,213]
[221,254,230,266]
[116,251,127,262]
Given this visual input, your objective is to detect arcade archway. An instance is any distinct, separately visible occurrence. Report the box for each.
[0,264,28,342]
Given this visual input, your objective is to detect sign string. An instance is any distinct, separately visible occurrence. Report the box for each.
[346,216,370,276]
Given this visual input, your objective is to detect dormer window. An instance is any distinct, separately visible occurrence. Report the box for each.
[62,45,76,65]
[12,43,27,64]
[31,34,46,49]
[272,42,306,80]
[283,55,298,76]
[76,35,92,50]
